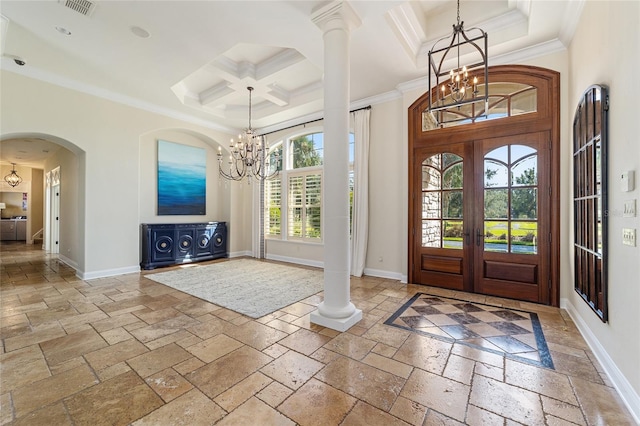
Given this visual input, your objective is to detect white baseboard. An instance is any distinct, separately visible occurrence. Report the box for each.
[79,265,141,280]
[262,257,407,283]
[265,253,324,269]
[229,250,252,258]
[363,267,404,282]
[561,297,640,424]
[57,254,79,273]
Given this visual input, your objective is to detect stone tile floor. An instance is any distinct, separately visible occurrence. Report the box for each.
[0,242,635,425]
[385,293,554,369]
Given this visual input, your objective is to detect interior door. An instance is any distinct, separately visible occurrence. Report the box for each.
[412,132,550,304]
[413,142,473,292]
[474,132,550,303]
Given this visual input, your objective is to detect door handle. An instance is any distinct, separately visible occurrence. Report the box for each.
[476,229,482,247]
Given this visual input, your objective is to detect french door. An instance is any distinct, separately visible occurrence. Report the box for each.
[412,131,550,304]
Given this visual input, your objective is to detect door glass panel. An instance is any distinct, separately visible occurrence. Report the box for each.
[484,189,508,219]
[511,89,537,116]
[422,220,440,247]
[424,82,537,130]
[511,157,537,186]
[443,153,461,169]
[484,161,508,187]
[422,153,463,249]
[422,192,440,218]
[484,144,538,255]
[422,166,441,190]
[443,163,463,189]
[511,188,537,219]
[443,191,463,218]
[511,145,536,161]
[486,145,508,163]
[444,220,463,249]
[485,221,508,252]
[485,98,508,120]
[511,222,537,254]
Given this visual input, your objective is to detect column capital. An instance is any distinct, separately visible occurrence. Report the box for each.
[311,1,362,33]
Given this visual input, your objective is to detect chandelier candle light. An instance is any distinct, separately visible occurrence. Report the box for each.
[217,87,279,182]
[427,0,488,125]
[4,163,22,187]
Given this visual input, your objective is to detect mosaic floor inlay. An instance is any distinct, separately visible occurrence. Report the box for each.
[385,293,554,369]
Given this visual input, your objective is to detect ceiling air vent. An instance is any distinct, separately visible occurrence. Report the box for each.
[59,0,97,17]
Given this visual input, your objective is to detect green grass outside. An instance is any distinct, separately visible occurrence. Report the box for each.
[442,221,538,247]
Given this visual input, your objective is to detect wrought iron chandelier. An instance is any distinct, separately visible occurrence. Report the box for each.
[4,163,22,187]
[217,87,279,182]
[427,0,488,124]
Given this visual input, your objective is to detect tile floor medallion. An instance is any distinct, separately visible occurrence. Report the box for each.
[385,293,554,369]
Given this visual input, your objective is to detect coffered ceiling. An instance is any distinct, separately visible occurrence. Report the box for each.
[0,0,582,166]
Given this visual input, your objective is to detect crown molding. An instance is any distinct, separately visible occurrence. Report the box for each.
[0,62,236,134]
[559,0,586,46]
[489,38,567,66]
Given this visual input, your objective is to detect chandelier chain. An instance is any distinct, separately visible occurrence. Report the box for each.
[247,86,253,130]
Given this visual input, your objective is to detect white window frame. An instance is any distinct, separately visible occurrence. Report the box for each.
[263,128,355,243]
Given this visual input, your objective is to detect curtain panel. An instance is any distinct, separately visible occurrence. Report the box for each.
[350,108,370,277]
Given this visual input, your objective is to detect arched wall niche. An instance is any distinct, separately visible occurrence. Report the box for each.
[138,127,231,225]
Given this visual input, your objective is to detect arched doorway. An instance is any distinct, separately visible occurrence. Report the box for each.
[0,133,86,270]
[408,65,560,306]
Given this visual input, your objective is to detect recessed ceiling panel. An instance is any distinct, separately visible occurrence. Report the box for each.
[171,42,322,124]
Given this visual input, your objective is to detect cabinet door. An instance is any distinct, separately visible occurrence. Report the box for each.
[212,223,227,256]
[175,227,196,259]
[16,221,27,240]
[149,227,176,263]
[194,224,215,258]
[1,221,17,241]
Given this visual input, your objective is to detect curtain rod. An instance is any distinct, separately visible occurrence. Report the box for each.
[260,105,371,136]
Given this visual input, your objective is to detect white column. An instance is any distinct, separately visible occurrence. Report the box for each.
[310,1,362,331]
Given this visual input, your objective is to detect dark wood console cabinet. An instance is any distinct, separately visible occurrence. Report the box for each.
[141,222,228,270]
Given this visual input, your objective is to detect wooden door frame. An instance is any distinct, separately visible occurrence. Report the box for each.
[408,65,560,306]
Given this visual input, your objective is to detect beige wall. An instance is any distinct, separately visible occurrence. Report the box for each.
[1,71,238,277]
[566,0,640,413]
[0,191,24,219]
[366,98,405,279]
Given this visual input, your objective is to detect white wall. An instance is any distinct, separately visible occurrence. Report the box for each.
[1,71,239,278]
[565,0,640,417]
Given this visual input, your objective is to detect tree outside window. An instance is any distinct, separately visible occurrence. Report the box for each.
[264,131,355,241]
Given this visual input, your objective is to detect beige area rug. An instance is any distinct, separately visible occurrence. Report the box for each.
[145,259,323,318]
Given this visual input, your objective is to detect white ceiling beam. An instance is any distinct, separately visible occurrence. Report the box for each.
[256,49,305,80]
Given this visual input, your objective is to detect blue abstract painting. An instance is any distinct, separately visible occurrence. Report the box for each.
[157,140,206,215]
